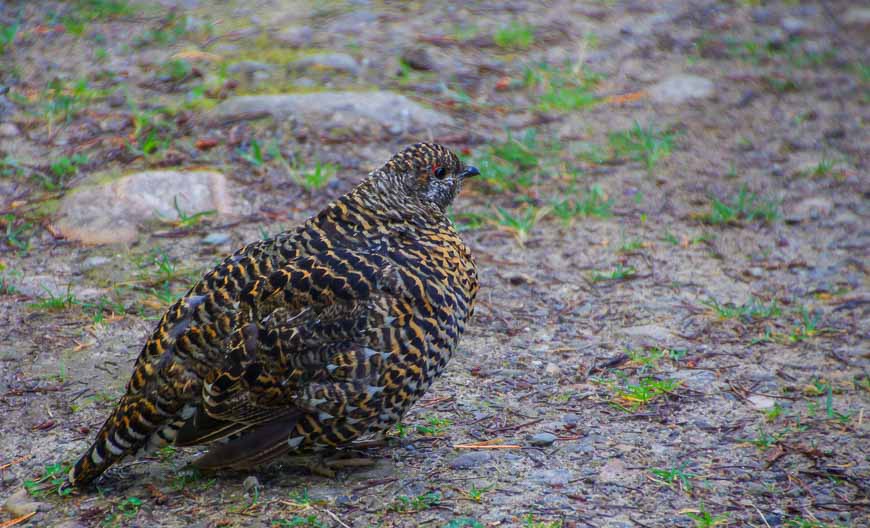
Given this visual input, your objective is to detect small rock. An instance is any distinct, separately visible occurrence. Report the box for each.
[212,92,453,132]
[528,469,572,486]
[242,476,260,493]
[562,413,580,426]
[672,370,718,392]
[0,95,17,120]
[544,362,561,376]
[748,267,764,278]
[843,7,870,28]
[107,90,126,108]
[3,488,47,517]
[786,196,834,223]
[751,7,779,25]
[0,122,19,137]
[289,53,360,75]
[529,432,557,447]
[228,61,274,75]
[748,395,777,410]
[649,74,715,104]
[449,451,492,470]
[598,458,632,484]
[400,47,435,71]
[621,324,673,342]
[81,256,111,271]
[275,26,313,48]
[201,232,231,245]
[56,169,233,244]
[781,17,808,36]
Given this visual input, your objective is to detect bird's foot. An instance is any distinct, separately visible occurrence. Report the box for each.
[304,451,377,477]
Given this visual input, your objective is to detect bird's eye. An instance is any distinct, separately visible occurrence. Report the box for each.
[433,166,446,179]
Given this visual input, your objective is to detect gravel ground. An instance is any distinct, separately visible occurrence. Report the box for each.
[0,1,867,527]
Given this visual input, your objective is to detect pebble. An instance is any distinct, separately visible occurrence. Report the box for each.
[781,16,808,36]
[621,323,673,343]
[528,468,572,486]
[0,122,19,137]
[275,26,313,48]
[562,413,580,426]
[843,7,870,28]
[81,255,111,270]
[748,395,777,410]
[528,432,557,447]
[449,451,492,469]
[201,232,231,245]
[3,488,47,517]
[242,476,260,493]
[228,61,274,75]
[785,196,834,223]
[649,74,715,104]
[289,53,360,75]
[598,458,632,484]
[544,362,561,376]
[400,47,436,71]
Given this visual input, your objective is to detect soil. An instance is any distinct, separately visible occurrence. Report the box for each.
[0,1,867,527]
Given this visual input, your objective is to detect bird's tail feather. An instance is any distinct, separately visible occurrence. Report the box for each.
[67,395,178,487]
[191,416,301,470]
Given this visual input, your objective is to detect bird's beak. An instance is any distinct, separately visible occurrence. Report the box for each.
[459,166,480,179]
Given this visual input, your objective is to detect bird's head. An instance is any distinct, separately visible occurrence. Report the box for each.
[376,143,479,212]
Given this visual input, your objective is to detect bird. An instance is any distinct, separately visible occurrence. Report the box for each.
[67,143,480,487]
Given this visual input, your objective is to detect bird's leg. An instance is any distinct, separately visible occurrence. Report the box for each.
[348,432,390,450]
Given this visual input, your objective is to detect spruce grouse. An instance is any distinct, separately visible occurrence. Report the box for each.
[68,143,480,487]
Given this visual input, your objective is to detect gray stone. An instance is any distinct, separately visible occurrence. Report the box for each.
[212,92,453,133]
[544,362,561,376]
[449,451,492,469]
[57,170,233,244]
[621,324,673,342]
[0,95,17,120]
[843,7,870,28]
[598,458,633,484]
[0,122,19,137]
[201,232,231,245]
[649,74,715,104]
[81,256,111,270]
[289,53,360,75]
[275,26,313,48]
[781,17,808,36]
[228,61,274,75]
[529,432,557,447]
[562,413,580,426]
[748,395,777,410]
[528,468,572,486]
[671,369,718,392]
[787,196,834,223]
[242,476,260,493]
[3,488,47,516]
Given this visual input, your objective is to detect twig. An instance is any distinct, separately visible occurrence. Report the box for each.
[487,418,543,434]
[318,507,351,528]
[753,504,772,528]
[453,444,521,449]
[0,455,31,471]
[0,513,36,528]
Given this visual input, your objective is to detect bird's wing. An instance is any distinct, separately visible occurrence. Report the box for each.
[174,248,429,467]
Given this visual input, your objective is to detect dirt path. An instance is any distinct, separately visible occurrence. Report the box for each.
[0,1,867,527]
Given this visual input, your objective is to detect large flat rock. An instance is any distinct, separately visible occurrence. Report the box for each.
[56,169,232,244]
[211,91,453,133]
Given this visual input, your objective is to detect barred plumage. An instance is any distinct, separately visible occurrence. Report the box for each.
[68,143,479,487]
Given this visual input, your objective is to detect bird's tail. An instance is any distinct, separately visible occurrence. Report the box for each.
[67,394,182,487]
